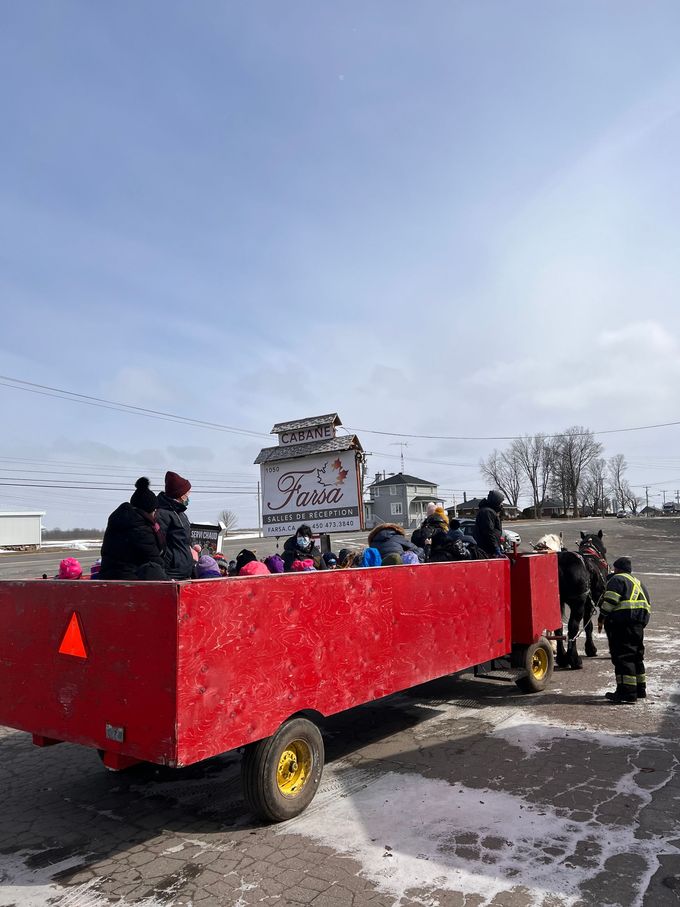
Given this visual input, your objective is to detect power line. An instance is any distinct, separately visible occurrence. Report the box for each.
[0,376,270,439]
[0,482,257,494]
[348,420,680,442]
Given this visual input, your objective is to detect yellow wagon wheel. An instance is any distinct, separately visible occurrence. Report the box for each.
[515,638,554,694]
[242,717,324,822]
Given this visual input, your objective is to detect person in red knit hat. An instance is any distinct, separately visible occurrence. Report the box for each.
[155,470,193,579]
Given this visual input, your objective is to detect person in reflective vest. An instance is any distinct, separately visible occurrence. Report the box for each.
[598,557,651,704]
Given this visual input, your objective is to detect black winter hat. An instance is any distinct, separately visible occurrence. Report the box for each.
[487,490,504,511]
[613,557,632,573]
[235,548,257,573]
[130,477,159,513]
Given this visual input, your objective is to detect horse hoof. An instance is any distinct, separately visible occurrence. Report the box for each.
[585,646,598,658]
[571,659,583,670]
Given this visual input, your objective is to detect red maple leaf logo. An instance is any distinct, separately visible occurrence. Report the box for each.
[332,458,343,471]
[336,468,348,485]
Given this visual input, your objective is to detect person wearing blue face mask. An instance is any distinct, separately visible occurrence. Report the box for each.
[282,525,327,572]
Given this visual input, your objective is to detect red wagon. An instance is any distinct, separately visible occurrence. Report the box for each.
[0,553,559,821]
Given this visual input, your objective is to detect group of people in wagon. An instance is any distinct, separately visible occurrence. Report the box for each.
[52,472,507,583]
[49,471,651,705]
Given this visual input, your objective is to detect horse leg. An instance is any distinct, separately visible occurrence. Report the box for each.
[555,602,569,668]
[566,599,583,669]
[584,596,598,657]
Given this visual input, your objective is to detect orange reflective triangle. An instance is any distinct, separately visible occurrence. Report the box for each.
[58,612,87,659]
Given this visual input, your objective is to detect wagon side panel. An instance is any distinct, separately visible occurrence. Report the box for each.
[0,580,179,764]
[510,553,561,645]
[176,561,511,765]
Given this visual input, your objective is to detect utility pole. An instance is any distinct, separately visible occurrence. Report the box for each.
[645,486,650,511]
[390,441,408,473]
[662,490,667,506]
[257,480,262,536]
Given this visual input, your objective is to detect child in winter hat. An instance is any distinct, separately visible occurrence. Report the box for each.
[264,554,285,574]
[57,557,83,579]
[239,560,270,576]
[291,559,316,572]
[197,555,221,578]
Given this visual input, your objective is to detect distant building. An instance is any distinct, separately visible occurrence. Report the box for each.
[640,505,662,517]
[365,473,440,530]
[0,511,45,549]
[448,496,519,521]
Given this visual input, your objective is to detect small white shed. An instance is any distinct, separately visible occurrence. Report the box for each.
[0,512,45,548]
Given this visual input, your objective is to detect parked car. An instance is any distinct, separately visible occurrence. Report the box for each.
[616,510,627,519]
[456,519,521,552]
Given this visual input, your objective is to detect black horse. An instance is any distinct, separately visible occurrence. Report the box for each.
[553,530,607,670]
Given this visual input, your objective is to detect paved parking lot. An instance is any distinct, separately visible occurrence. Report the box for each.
[1,518,679,906]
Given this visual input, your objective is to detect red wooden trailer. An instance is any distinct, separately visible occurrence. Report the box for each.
[0,553,560,821]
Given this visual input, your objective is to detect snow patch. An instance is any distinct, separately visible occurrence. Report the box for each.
[283,767,678,907]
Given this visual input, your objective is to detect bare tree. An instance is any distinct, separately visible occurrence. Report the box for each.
[621,481,642,515]
[511,434,555,518]
[587,458,607,516]
[556,426,603,518]
[607,454,628,511]
[219,509,239,533]
[480,448,523,507]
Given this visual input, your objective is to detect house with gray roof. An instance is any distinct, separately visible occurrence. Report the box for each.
[364,472,440,530]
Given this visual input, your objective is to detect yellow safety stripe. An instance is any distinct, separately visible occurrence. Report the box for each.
[602,574,651,614]
[637,674,647,682]
[622,675,637,685]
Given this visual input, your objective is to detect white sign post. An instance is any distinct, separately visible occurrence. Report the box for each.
[260,449,362,537]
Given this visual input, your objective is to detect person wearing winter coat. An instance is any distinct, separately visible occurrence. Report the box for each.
[282,525,326,571]
[196,555,222,578]
[429,529,471,562]
[155,470,193,580]
[99,477,167,580]
[411,507,449,559]
[367,523,424,562]
[598,557,651,704]
[473,490,504,557]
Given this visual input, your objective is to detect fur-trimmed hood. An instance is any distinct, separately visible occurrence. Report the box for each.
[368,522,405,546]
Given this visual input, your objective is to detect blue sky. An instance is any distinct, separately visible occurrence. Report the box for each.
[2,2,680,528]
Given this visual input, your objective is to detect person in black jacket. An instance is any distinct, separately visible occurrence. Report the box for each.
[473,490,504,557]
[411,506,449,560]
[99,477,167,580]
[367,523,424,561]
[282,525,326,571]
[155,470,194,580]
[598,557,651,704]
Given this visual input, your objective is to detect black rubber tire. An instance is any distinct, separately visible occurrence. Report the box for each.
[241,717,324,823]
[515,638,554,694]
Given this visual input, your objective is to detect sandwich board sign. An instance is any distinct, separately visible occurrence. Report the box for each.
[255,414,364,538]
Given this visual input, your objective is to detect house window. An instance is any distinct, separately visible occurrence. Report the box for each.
[391,502,403,516]
[373,487,380,498]
[390,486,397,496]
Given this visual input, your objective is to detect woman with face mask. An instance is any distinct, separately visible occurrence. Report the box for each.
[155,470,194,579]
[282,525,327,572]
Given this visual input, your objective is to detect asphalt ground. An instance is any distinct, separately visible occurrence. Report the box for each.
[1,517,679,906]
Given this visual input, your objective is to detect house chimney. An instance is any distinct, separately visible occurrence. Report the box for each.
[374,473,381,484]
[463,492,467,503]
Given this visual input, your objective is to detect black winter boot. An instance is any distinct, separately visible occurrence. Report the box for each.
[637,684,647,699]
[605,690,637,704]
